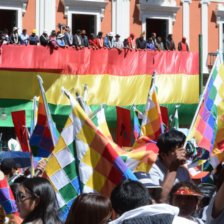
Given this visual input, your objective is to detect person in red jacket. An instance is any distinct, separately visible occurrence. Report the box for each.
[89,33,98,49]
[94,31,104,48]
[127,33,136,50]
[178,37,189,52]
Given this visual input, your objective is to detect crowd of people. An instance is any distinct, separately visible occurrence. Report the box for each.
[0,26,189,51]
[0,129,223,223]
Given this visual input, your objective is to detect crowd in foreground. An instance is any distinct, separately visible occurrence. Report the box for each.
[0,26,189,52]
[0,129,223,224]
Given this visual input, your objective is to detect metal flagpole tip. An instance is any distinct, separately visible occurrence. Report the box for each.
[37,75,43,84]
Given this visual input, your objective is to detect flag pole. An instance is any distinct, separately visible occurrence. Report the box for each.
[83,84,88,105]
[184,51,222,147]
[37,75,56,147]
[33,96,37,131]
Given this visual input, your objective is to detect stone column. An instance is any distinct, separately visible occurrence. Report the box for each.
[181,0,191,44]
[112,0,130,40]
[200,0,210,73]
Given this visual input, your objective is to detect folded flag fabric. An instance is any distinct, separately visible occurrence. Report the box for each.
[160,106,169,131]
[11,110,30,152]
[118,136,159,173]
[187,52,224,153]
[0,171,18,215]
[140,79,164,140]
[116,107,131,147]
[29,93,58,157]
[45,94,137,220]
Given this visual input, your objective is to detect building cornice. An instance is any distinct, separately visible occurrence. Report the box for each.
[200,0,210,5]
[137,3,180,23]
[64,0,108,19]
[0,0,28,15]
[181,0,192,3]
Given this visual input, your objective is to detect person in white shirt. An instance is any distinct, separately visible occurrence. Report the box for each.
[114,34,123,50]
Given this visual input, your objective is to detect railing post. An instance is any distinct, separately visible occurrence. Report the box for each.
[199,34,203,95]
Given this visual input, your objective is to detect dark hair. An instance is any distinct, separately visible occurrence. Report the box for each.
[21,177,62,224]
[65,193,112,224]
[0,159,18,175]
[111,180,152,216]
[22,29,27,33]
[157,129,186,156]
[169,181,202,204]
[51,30,56,36]
[98,31,103,37]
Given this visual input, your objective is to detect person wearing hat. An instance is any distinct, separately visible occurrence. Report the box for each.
[114,34,123,50]
[104,32,115,49]
[169,181,204,223]
[29,29,39,45]
[9,27,19,44]
[127,33,136,50]
[40,30,49,46]
[57,33,65,47]
[178,37,189,52]
[20,29,29,45]
[134,172,162,203]
[64,26,73,47]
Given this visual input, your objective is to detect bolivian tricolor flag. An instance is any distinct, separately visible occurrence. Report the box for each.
[0,45,199,128]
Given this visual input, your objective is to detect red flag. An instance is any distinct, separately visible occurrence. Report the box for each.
[11,110,30,152]
[160,106,169,131]
[116,107,131,147]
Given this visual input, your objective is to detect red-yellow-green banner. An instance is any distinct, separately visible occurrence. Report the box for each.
[0,45,199,128]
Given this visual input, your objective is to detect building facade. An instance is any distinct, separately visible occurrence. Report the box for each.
[0,0,224,72]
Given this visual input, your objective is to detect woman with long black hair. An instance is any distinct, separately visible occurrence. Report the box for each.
[15,177,62,224]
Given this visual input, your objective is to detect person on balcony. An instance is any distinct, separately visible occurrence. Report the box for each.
[89,33,98,49]
[40,30,49,46]
[165,34,176,51]
[20,29,29,45]
[136,32,146,50]
[157,37,164,51]
[57,33,65,47]
[29,29,39,45]
[146,37,155,50]
[80,29,89,47]
[151,32,158,49]
[178,37,189,52]
[127,33,136,50]
[64,26,73,47]
[73,29,82,49]
[114,34,123,50]
[49,30,58,49]
[9,27,19,44]
[104,32,115,49]
[94,31,104,48]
